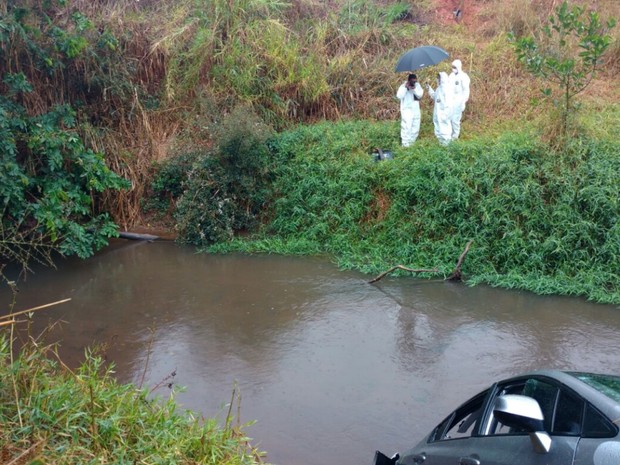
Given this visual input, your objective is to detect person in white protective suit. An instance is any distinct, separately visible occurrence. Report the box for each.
[396,73,424,147]
[427,72,453,146]
[448,59,470,140]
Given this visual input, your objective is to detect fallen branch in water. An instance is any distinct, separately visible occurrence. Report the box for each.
[368,240,474,284]
[368,265,439,283]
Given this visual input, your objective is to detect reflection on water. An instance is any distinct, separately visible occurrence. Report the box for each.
[2,240,620,465]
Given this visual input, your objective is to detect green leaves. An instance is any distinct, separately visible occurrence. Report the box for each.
[3,72,33,95]
[510,1,616,140]
[0,337,264,464]
[1,75,129,263]
[172,106,275,246]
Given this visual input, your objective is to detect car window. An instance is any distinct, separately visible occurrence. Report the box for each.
[553,389,583,435]
[485,378,561,435]
[484,379,557,435]
[430,391,488,442]
[522,379,559,431]
[583,403,618,438]
[483,380,528,435]
[484,377,590,437]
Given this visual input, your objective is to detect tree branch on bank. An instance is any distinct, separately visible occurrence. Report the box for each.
[368,240,474,284]
[447,240,473,281]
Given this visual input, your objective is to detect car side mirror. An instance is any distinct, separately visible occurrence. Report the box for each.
[492,394,552,454]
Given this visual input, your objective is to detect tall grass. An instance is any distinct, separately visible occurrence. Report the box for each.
[0,330,266,464]
[208,121,620,305]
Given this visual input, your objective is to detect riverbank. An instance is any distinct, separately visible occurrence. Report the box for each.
[183,122,620,306]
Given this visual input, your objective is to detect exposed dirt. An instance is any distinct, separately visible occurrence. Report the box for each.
[431,0,484,27]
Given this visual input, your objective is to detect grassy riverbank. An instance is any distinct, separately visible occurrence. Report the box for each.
[0,332,265,464]
[199,120,620,305]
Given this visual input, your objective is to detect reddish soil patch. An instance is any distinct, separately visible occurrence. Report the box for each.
[432,0,484,28]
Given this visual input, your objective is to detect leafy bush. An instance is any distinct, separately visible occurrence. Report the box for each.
[143,151,198,220]
[510,1,617,141]
[0,74,129,266]
[174,106,275,246]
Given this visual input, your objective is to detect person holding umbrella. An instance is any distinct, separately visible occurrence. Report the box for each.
[427,71,453,146]
[396,73,424,147]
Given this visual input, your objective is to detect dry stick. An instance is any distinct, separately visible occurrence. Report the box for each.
[0,319,16,327]
[5,439,44,465]
[1,298,72,320]
[225,384,237,435]
[447,240,474,281]
[368,266,439,284]
[368,240,475,284]
[139,326,156,390]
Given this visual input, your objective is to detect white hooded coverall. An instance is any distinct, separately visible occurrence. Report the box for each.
[448,59,470,140]
[427,72,452,146]
[396,81,424,147]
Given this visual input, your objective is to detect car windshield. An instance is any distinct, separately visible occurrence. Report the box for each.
[571,372,620,402]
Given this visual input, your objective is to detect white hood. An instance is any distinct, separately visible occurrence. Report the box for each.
[451,59,462,74]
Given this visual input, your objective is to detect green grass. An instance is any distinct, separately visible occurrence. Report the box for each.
[0,333,266,464]
[207,120,620,305]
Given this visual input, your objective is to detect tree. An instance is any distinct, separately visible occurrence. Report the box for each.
[0,74,129,273]
[0,2,130,275]
[511,1,616,139]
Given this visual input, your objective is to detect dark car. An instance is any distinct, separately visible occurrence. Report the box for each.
[374,370,620,465]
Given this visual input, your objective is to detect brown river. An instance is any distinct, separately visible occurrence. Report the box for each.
[2,239,620,465]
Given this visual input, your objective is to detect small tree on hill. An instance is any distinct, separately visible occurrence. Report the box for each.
[511,1,616,141]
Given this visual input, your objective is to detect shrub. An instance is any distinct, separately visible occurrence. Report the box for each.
[143,151,199,221]
[510,1,617,142]
[174,106,275,246]
[0,74,129,268]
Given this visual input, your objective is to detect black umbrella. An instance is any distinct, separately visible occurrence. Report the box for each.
[394,45,449,72]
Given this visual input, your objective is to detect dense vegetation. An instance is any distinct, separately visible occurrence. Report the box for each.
[1,0,618,292]
[206,122,620,304]
[0,332,264,464]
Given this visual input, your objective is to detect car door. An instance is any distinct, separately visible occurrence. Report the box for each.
[398,391,489,465]
[571,401,620,465]
[459,376,582,465]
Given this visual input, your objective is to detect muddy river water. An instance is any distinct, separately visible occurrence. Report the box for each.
[2,239,620,465]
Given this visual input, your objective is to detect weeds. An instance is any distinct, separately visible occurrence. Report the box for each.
[207,121,620,304]
[0,295,266,464]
